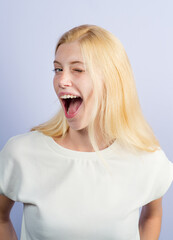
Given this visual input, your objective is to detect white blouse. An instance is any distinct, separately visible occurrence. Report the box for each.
[0,130,173,240]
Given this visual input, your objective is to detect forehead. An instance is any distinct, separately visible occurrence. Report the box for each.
[55,41,83,62]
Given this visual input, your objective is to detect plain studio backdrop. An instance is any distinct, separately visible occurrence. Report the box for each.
[0,0,173,239]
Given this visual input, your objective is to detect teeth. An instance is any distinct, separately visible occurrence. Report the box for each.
[60,95,79,99]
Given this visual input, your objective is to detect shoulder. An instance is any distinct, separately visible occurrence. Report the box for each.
[120,146,173,177]
[140,147,173,189]
[140,148,173,205]
[140,147,172,169]
[0,131,41,201]
[1,131,41,157]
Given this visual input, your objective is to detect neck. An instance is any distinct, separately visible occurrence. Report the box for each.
[63,127,108,152]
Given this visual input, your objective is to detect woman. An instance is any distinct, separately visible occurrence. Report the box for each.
[0,24,173,240]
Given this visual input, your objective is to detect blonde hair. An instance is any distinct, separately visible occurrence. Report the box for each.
[30,24,160,172]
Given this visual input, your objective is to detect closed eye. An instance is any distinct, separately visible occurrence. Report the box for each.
[74,69,83,72]
[52,68,84,73]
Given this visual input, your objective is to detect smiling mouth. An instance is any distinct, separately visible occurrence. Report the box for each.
[61,97,83,115]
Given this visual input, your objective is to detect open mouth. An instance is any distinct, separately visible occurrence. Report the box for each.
[61,97,83,116]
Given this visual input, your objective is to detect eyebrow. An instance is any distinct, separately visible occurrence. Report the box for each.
[53,60,84,65]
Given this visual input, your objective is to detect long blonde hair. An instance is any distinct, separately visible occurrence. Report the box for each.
[30,24,160,171]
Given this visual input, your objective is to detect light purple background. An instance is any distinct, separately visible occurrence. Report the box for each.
[0,0,173,239]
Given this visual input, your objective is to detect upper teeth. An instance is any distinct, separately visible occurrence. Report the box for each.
[60,95,79,99]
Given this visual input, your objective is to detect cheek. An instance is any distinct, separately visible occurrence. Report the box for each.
[53,77,58,91]
[83,81,93,97]
[84,89,94,108]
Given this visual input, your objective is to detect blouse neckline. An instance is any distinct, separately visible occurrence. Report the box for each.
[39,131,117,159]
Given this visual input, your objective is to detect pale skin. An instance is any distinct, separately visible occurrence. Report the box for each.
[139,197,162,239]
[53,41,107,152]
[0,195,18,240]
[0,41,163,239]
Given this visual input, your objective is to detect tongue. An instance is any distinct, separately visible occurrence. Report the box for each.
[68,98,82,115]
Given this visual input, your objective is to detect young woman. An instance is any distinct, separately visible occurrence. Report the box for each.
[0,24,173,240]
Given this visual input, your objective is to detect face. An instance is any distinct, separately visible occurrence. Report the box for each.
[53,41,95,131]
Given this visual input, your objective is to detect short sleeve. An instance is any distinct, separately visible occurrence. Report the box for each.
[141,148,173,205]
[0,136,23,201]
[153,149,173,198]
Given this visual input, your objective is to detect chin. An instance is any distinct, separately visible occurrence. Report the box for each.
[68,123,88,132]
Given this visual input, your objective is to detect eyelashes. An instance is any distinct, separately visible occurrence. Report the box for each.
[52,68,62,72]
[52,68,84,73]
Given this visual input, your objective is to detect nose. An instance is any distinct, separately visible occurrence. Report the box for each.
[57,70,72,88]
